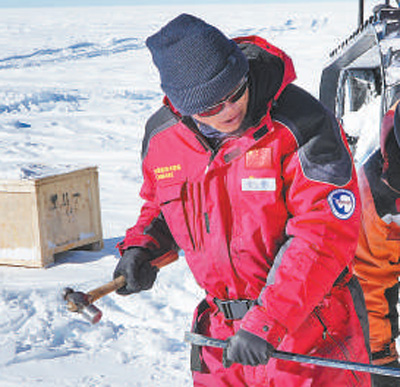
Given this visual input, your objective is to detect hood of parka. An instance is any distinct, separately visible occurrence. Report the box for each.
[239,41,285,129]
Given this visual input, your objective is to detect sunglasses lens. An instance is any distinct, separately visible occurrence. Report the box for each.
[197,77,248,118]
[198,103,224,117]
[229,81,247,104]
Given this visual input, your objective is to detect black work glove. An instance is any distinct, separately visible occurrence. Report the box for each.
[113,248,158,295]
[223,329,275,368]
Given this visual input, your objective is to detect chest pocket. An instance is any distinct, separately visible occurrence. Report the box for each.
[157,181,206,252]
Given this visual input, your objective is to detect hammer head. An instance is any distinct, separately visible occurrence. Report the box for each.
[63,287,103,324]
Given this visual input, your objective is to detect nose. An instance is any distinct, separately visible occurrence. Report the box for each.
[222,101,237,114]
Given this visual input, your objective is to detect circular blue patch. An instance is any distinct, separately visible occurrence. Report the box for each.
[328,189,356,220]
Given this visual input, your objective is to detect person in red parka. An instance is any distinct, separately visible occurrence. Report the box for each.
[113,13,371,386]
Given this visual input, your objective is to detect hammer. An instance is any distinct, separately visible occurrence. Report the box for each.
[63,251,178,324]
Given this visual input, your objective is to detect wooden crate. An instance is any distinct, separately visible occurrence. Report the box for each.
[0,166,103,267]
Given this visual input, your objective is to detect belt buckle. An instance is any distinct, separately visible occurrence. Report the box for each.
[219,300,234,320]
[218,299,253,320]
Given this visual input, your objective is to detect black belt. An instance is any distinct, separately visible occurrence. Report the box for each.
[214,298,255,320]
[213,268,348,321]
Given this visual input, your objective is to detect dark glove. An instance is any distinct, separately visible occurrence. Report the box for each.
[113,248,158,295]
[223,329,275,368]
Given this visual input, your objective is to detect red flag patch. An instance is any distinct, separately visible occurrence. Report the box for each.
[245,148,273,169]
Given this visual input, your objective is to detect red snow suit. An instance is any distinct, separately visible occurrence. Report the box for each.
[120,36,371,386]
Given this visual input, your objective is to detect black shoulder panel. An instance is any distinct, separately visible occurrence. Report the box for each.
[272,84,352,186]
[142,106,180,159]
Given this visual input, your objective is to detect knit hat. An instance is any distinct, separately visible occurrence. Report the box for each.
[146,14,249,116]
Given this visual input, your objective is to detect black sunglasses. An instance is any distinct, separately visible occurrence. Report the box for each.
[197,76,248,117]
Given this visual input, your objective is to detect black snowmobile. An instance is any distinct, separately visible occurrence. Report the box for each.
[319,0,400,164]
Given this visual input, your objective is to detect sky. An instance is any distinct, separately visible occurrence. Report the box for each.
[0,0,349,7]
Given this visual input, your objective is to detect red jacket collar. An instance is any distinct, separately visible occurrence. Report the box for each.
[233,35,296,101]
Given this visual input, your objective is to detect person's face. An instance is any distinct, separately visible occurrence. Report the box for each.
[193,78,249,133]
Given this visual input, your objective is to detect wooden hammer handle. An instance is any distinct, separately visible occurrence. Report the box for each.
[151,250,179,269]
[87,250,179,303]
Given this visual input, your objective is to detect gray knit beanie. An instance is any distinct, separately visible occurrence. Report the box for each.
[146,14,249,116]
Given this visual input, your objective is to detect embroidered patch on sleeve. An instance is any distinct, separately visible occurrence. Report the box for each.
[245,148,273,169]
[328,189,356,220]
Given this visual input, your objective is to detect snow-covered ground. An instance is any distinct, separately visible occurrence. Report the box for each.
[0,1,388,386]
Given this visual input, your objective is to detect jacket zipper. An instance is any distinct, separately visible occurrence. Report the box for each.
[181,181,196,250]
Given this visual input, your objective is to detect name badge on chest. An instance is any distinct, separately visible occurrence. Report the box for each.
[241,177,276,192]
